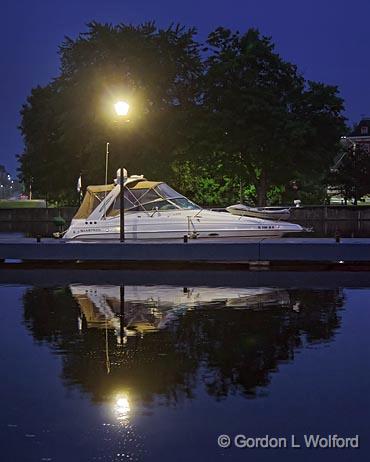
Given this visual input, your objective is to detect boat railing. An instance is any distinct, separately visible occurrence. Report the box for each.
[187,216,199,238]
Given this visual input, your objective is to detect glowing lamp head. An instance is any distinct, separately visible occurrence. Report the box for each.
[114,101,130,117]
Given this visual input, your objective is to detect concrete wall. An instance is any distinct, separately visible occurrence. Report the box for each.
[0,207,77,236]
[289,206,370,238]
[290,206,370,222]
[0,207,76,224]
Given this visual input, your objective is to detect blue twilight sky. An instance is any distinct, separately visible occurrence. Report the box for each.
[1,0,369,175]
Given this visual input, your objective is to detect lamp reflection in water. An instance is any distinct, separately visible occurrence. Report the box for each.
[113,394,131,421]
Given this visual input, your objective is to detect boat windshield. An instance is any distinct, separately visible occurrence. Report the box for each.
[155,183,181,199]
[107,182,200,215]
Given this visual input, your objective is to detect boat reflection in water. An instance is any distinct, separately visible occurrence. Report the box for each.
[70,285,292,342]
[23,285,344,409]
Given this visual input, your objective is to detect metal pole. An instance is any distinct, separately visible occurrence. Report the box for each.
[105,142,109,188]
[104,142,109,219]
[119,284,125,345]
[239,152,243,204]
[353,142,357,205]
[120,167,125,242]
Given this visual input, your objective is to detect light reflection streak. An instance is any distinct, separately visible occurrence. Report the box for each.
[113,394,131,421]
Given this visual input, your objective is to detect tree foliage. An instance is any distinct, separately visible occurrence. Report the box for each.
[19,22,202,202]
[328,145,370,204]
[18,22,346,205]
[199,27,346,205]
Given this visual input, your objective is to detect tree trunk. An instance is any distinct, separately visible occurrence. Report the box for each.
[256,169,268,207]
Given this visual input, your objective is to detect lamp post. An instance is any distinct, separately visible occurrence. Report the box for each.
[103,142,110,219]
[105,100,130,240]
[105,142,110,190]
[119,167,126,242]
[29,176,33,200]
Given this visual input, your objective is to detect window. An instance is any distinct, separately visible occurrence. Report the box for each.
[127,188,159,205]
[360,126,368,135]
[155,183,182,199]
[106,184,201,215]
[141,200,177,211]
[169,197,200,210]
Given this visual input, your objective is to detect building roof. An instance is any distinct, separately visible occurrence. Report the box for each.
[351,118,370,137]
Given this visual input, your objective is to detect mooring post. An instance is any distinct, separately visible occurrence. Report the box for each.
[335,228,341,243]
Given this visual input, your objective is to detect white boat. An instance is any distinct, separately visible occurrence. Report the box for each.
[226,203,291,221]
[63,172,303,240]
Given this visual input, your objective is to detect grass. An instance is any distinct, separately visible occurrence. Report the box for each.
[0,199,46,209]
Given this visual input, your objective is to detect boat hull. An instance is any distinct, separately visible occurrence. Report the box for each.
[63,210,303,241]
[65,230,286,240]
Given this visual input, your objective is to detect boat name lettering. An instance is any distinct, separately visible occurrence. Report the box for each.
[78,228,102,233]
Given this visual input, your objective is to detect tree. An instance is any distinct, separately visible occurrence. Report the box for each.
[328,145,370,204]
[171,158,243,207]
[19,85,69,201]
[18,22,202,202]
[19,23,346,206]
[200,28,346,206]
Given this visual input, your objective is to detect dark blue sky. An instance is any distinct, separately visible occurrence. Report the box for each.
[1,0,369,175]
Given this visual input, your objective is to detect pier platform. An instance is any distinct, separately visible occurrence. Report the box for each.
[0,238,369,267]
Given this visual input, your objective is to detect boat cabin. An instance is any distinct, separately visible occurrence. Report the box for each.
[74,178,200,220]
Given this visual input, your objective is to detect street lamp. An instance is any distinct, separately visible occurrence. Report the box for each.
[114,101,130,117]
[106,101,131,187]
[104,101,130,241]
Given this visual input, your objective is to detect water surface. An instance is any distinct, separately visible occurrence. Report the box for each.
[0,281,369,461]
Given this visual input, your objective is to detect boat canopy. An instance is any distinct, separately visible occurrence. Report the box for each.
[129,181,161,190]
[74,184,115,219]
[74,178,200,219]
[107,180,200,215]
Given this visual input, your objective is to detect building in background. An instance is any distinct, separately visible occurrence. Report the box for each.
[328,118,370,204]
[347,117,370,152]
[0,165,21,199]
